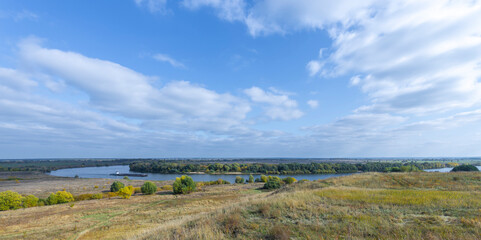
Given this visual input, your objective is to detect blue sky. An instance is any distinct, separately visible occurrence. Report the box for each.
[1,0,481,158]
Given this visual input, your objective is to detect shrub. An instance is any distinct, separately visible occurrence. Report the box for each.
[0,191,23,211]
[47,191,74,205]
[74,194,93,201]
[37,198,48,206]
[162,185,173,190]
[110,181,125,192]
[215,178,230,184]
[118,186,134,199]
[94,185,99,189]
[103,192,117,199]
[235,176,245,184]
[74,193,102,201]
[452,165,480,172]
[91,193,103,199]
[173,175,196,194]
[282,177,297,184]
[23,195,39,208]
[141,181,157,195]
[264,177,282,190]
[248,175,254,183]
[123,176,130,180]
[260,175,268,183]
[134,187,142,193]
[269,225,291,240]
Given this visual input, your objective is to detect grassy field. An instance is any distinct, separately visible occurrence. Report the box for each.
[1,172,480,239]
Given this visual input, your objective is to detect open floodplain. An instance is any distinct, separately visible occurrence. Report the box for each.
[1,171,481,240]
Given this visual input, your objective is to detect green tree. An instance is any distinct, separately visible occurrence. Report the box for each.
[248,174,254,183]
[110,181,125,192]
[141,181,157,195]
[173,175,196,194]
[235,176,245,184]
[451,165,480,172]
[0,191,23,211]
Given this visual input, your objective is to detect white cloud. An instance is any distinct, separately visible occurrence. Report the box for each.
[191,1,481,115]
[17,38,250,132]
[0,67,37,90]
[306,60,322,77]
[244,0,377,36]
[307,100,318,109]
[134,0,168,13]
[244,87,303,120]
[182,0,246,21]
[153,53,186,68]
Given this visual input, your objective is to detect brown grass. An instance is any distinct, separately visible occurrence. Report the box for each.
[1,171,481,239]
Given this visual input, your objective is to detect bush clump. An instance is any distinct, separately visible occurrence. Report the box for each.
[264,176,283,190]
[110,181,125,192]
[47,191,74,205]
[74,193,93,201]
[173,175,196,194]
[235,176,245,184]
[248,174,254,183]
[22,195,39,208]
[91,193,103,199]
[451,165,480,172]
[0,191,23,211]
[282,177,297,184]
[118,186,134,199]
[141,181,157,195]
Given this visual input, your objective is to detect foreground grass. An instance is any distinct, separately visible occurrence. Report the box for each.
[1,172,481,239]
[154,172,481,240]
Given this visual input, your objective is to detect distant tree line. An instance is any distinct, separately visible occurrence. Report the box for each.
[0,159,140,172]
[129,161,457,175]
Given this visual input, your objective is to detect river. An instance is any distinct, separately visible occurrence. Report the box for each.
[48,165,355,183]
[424,166,481,172]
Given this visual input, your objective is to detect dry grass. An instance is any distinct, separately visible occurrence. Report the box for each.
[1,172,481,239]
[149,172,481,240]
[0,175,266,240]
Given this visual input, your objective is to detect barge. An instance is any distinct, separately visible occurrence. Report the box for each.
[110,171,148,177]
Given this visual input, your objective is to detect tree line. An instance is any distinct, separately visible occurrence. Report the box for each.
[130,161,457,174]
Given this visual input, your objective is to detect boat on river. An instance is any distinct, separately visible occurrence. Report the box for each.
[110,171,148,177]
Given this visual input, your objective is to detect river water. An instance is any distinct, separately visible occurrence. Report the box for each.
[48,165,481,183]
[48,165,355,183]
[424,166,481,172]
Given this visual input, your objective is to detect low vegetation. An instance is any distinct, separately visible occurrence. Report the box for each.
[155,172,481,239]
[141,181,157,195]
[173,175,196,194]
[0,190,23,210]
[110,181,125,192]
[47,191,74,205]
[1,171,481,239]
[235,176,245,184]
[118,186,134,199]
